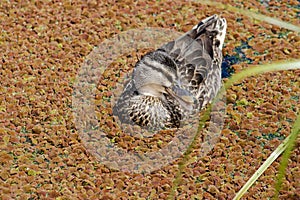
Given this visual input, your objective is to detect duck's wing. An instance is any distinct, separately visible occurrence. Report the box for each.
[158,14,227,108]
[113,79,137,125]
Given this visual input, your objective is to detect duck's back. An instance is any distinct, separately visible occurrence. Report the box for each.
[158,14,227,109]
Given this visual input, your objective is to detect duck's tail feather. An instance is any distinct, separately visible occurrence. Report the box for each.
[192,14,227,50]
[159,14,227,62]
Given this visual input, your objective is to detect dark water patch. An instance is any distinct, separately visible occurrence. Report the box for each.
[222,37,254,78]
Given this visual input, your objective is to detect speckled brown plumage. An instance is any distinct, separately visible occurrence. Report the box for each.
[113,14,227,131]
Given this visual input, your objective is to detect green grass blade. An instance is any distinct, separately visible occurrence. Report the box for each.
[167,103,213,199]
[224,59,300,89]
[233,134,292,200]
[274,112,300,199]
[228,60,300,199]
[234,112,299,200]
[168,60,299,199]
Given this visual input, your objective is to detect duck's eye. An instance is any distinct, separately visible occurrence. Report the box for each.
[215,39,220,47]
[133,90,139,96]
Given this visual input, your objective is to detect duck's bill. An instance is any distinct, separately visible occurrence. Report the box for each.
[166,87,194,111]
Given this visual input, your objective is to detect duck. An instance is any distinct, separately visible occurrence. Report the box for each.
[113,14,227,131]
